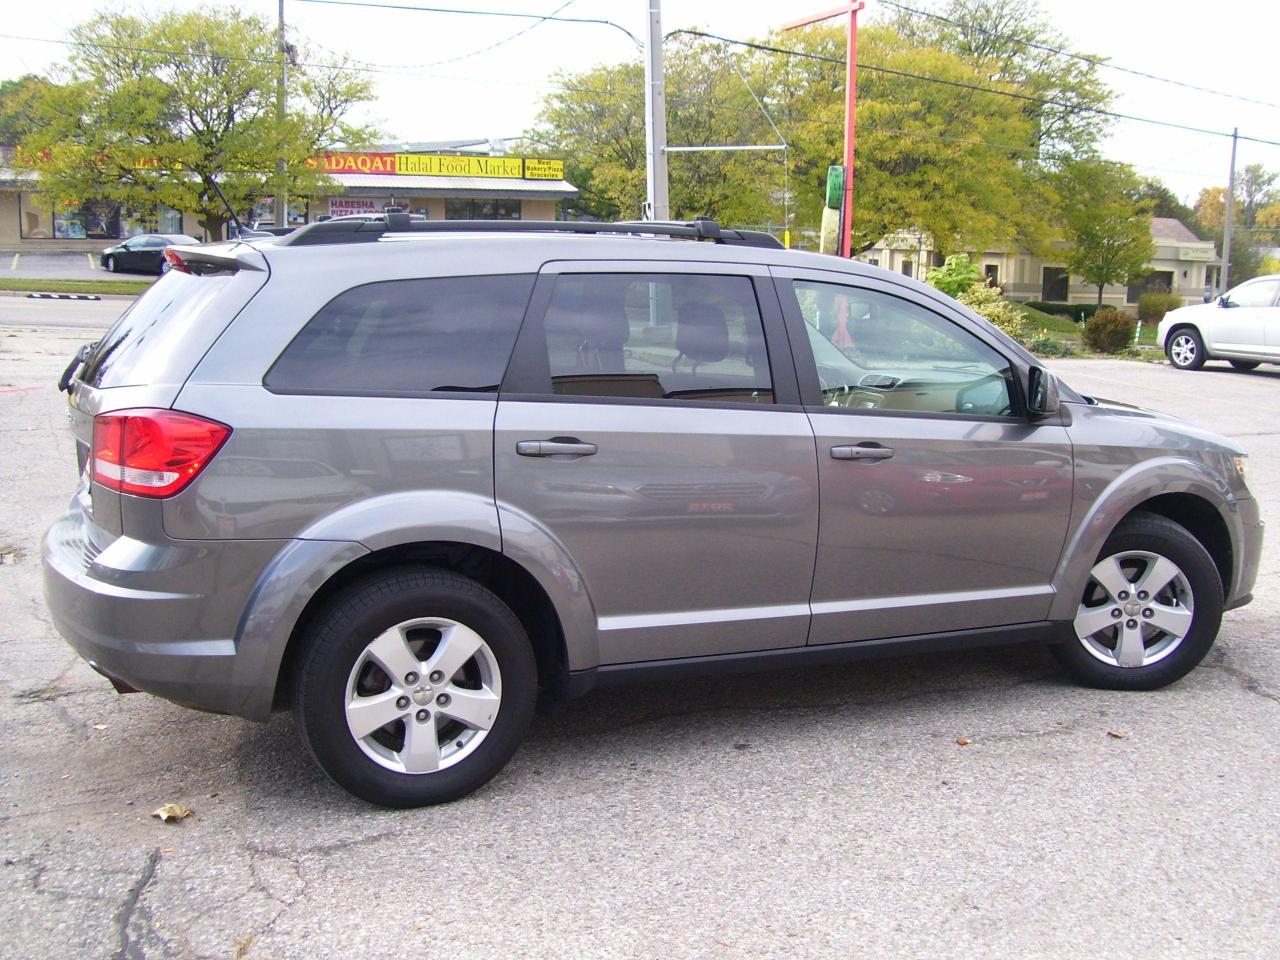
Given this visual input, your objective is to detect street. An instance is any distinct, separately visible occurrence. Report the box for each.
[0,298,1276,960]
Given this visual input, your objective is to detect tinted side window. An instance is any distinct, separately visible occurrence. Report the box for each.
[265,274,534,396]
[793,280,1015,417]
[1229,279,1279,308]
[540,273,773,404]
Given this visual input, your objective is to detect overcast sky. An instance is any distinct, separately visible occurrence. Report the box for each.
[2,0,1276,205]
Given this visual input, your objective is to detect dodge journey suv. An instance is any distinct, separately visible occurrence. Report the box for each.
[43,216,1264,807]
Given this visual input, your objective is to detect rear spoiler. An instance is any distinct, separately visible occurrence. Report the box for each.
[163,243,268,276]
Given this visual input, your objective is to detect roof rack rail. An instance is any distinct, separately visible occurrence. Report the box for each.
[276,215,784,249]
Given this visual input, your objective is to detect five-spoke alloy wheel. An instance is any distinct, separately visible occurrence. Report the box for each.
[295,567,537,807]
[1166,328,1207,370]
[1053,512,1223,690]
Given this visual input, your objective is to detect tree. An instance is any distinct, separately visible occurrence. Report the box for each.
[1194,179,1270,286]
[1057,159,1154,305]
[0,75,49,146]
[1137,177,1205,237]
[18,9,377,239]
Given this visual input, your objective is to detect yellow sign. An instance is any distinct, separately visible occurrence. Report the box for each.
[523,158,565,180]
[395,154,524,178]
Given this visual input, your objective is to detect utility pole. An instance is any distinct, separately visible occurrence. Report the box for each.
[643,0,669,221]
[782,2,865,257]
[1220,127,1238,294]
[273,0,289,230]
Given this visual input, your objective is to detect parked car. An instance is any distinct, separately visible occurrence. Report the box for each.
[1158,274,1280,370]
[100,233,200,274]
[45,216,1263,807]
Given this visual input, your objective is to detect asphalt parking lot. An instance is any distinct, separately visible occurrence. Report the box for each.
[0,304,1276,960]
[2,251,118,282]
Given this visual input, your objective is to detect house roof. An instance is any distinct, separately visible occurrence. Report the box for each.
[1150,217,1203,243]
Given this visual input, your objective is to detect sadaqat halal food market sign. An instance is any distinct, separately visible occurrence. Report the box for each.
[309,152,565,180]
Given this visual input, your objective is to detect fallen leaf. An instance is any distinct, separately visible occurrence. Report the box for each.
[151,803,193,823]
[233,934,254,959]
[91,723,107,731]
[1107,730,1127,740]
[955,738,971,746]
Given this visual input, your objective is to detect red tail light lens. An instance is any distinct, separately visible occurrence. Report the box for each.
[92,409,231,498]
[162,248,190,274]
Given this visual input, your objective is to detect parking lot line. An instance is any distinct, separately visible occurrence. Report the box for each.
[9,253,17,271]
[86,252,95,270]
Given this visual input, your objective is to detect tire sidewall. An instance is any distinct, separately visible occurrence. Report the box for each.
[296,569,537,807]
[1054,515,1224,690]
[1166,327,1206,370]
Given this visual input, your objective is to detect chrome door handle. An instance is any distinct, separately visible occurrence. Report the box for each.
[831,443,895,461]
[516,439,598,458]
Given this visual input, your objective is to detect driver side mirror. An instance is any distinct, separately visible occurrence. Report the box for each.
[1027,366,1059,419]
[1217,295,1232,308]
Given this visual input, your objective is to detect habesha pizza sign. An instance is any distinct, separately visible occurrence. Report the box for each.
[309,152,565,180]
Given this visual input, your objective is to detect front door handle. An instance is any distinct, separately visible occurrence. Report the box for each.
[516,439,598,458]
[831,443,895,461]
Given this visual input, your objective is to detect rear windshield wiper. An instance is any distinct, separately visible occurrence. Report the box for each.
[57,341,98,393]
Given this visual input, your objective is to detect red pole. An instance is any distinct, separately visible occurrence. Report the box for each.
[840,2,864,258]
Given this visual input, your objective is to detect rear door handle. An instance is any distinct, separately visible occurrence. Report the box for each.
[516,439,598,458]
[831,443,895,461]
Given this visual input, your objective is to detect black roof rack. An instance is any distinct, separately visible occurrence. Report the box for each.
[276,215,784,249]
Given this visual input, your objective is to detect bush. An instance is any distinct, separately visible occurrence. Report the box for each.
[956,282,1027,340]
[1026,330,1074,357]
[1137,291,1184,323]
[926,254,981,297]
[1082,307,1136,354]
[1022,301,1099,324]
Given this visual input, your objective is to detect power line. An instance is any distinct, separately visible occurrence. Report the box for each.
[419,0,579,67]
[295,0,642,47]
[667,29,1280,149]
[877,0,1280,112]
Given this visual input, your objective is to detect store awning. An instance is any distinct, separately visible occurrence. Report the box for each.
[331,173,578,199]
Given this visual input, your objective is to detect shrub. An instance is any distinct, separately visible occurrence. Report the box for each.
[1027,330,1073,357]
[1137,291,1184,323]
[926,254,981,297]
[956,282,1027,340]
[1082,307,1135,353]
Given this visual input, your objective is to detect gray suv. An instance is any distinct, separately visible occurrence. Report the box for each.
[43,217,1264,807]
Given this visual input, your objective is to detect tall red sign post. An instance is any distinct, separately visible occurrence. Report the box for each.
[781,2,866,258]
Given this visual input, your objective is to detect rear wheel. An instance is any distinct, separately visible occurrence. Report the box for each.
[294,567,537,807]
[1166,328,1206,370]
[1229,360,1260,371]
[1053,512,1223,690]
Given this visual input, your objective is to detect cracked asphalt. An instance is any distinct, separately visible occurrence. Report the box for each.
[0,305,1276,960]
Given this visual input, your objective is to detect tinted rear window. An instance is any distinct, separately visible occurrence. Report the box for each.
[82,270,255,388]
[264,274,535,396]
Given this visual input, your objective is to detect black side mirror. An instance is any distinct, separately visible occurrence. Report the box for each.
[1217,295,1231,308]
[1028,367,1060,419]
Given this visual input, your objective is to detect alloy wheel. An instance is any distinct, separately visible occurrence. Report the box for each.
[344,617,502,774]
[1074,550,1194,668]
[1169,334,1198,368]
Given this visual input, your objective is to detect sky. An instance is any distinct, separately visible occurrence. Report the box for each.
[2,0,1277,206]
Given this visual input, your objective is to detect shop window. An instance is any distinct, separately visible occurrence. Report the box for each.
[19,195,122,240]
[445,199,521,220]
[984,264,999,286]
[901,260,914,278]
[120,205,185,237]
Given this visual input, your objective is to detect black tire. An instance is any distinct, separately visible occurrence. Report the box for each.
[1165,326,1206,370]
[293,566,537,807]
[1229,360,1260,371]
[1052,512,1223,691]
[104,255,116,273]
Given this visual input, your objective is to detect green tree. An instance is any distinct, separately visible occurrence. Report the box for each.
[1057,159,1154,305]
[0,74,49,145]
[1194,181,1268,286]
[18,8,377,239]
[926,253,981,296]
[1136,177,1205,237]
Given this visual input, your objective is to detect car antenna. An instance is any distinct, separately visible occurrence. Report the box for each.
[207,179,273,240]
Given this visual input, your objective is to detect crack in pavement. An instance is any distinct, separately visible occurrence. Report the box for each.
[1201,648,1280,705]
[112,848,160,960]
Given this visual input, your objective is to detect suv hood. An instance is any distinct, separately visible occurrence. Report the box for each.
[1075,394,1245,457]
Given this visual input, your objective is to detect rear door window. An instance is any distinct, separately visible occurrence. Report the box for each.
[265,274,535,396]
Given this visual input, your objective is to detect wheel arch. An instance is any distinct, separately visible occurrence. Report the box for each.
[1165,322,1209,358]
[272,541,570,713]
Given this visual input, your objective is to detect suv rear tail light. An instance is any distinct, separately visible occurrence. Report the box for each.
[92,409,231,498]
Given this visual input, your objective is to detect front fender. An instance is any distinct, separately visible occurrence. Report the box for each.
[1048,456,1237,621]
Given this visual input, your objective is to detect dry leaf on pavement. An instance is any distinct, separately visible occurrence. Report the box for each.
[1107,730,1127,739]
[955,738,972,746]
[151,803,193,823]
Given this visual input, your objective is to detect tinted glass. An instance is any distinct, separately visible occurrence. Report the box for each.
[1228,279,1279,308]
[793,280,1015,417]
[265,274,534,396]
[541,273,772,404]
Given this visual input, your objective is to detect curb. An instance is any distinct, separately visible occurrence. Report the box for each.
[0,290,138,301]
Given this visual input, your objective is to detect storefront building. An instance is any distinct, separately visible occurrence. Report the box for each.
[0,145,577,250]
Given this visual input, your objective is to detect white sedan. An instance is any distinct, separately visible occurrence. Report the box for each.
[1158,274,1280,371]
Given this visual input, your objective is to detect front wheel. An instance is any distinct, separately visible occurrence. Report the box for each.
[1166,328,1206,370]
[294,567,537,807]
[104,255,117,273]
[1053,512,1223,690]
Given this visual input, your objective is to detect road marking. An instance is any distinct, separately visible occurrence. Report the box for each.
[86,252,95,270]
[0,384,43,394]
[9,254,17,271]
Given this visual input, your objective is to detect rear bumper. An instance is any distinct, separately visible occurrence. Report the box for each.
[41,506,284,717]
